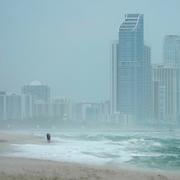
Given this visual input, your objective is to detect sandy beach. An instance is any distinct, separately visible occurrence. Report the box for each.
[0,131,180,180]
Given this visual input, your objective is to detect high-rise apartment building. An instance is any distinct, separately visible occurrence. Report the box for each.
[22,81,50,119]
[152,65,179,122]
[6,93,22,121]
[163,35,180,66]
[163,35,180,123]
[21,94,33,120]
[50,98,73,122]
[22,81,50,103]
[111,14,151,122]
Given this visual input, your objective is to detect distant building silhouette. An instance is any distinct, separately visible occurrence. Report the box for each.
[163,35,180,66]
[22,81,50,119]
[111,14,152,123]
[6,93,22,121]
[0,91,6,121]
[152,64,179,123]
[22,80,50,103]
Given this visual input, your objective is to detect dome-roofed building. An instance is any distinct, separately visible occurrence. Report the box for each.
[29,80,43,86]
[22,80,50,102]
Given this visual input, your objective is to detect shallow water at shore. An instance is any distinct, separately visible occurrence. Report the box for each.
[3,130,180,170]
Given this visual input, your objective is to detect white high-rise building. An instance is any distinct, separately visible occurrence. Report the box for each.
[6,93,22,121]
[21,94,33,120]
[163,35,180,66]
[22,81,51,119]
[152,64,180,122]
[162,35,180,123]
[50,98,73,122]
[22,81,50,103]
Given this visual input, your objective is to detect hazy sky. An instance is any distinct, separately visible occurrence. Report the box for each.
[0,0,180,101]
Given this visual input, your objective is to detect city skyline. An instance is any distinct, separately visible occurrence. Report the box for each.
[0,0,180,102]
[1,2,180,178]
[1,11,180,125]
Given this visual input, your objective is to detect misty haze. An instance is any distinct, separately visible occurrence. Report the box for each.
[0,1,180,180]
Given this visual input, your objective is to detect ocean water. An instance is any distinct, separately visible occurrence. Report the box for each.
[6,130,180,170]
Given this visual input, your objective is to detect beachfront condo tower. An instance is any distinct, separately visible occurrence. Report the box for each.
[111,14,152,123]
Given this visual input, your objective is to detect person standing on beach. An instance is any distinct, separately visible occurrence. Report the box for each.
[46,133,51,143]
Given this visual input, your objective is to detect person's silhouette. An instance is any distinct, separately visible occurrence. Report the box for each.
[46,133,51,143]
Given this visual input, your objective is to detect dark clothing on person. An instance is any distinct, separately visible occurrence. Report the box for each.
[46,133,51,142]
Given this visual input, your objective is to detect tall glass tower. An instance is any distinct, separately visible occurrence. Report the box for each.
[116,14,150,121]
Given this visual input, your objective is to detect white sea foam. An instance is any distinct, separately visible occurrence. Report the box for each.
[4,131,180,169]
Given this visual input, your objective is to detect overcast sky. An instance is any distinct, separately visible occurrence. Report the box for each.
[0,0,180,101]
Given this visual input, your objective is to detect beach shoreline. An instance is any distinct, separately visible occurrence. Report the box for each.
[0,156,180,180]
[0,131,180,180]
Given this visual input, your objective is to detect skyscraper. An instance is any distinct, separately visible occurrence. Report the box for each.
[112,14,151,122]
[162,35,180,122]
[152,64,179,122]
[163,35,180,66]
